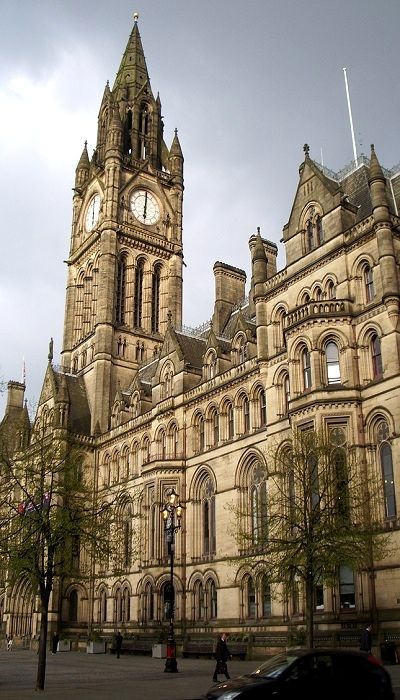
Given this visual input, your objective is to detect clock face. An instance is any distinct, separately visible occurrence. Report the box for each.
[130,189,160,225]
[85,194,101,232]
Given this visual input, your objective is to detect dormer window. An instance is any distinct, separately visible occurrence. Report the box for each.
[303,205,324,253]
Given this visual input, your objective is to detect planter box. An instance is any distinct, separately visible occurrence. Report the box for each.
[87,640,106,654]
[152,643,167,658]
[57,640,71,652]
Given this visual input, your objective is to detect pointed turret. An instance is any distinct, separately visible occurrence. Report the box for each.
[369,144,389,218]
[75,141,89,188]
[169,128,184,185]
[368,144,400,327]
[96,82,112,163]
[248,228,267,318]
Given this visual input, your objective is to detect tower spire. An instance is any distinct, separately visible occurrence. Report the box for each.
[113,15,151,99]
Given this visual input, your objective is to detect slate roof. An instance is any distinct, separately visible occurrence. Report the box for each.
[58,373,91,436]
[316,156,400,222]
[174,332,206,368]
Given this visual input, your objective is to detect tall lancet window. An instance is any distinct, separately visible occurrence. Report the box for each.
[123,110,133,155]
[151,264,161,333]
[134,259,144,328]
[138,102,150,160]
[115,255,126,324]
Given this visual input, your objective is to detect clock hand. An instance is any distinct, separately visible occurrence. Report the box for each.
[143,191,148,221]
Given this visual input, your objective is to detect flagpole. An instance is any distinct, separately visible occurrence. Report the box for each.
[343,67,358,166]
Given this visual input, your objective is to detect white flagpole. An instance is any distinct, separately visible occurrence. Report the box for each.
[343,67,358,166]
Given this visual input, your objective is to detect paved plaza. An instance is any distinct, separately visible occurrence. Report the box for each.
[1,649,400,700]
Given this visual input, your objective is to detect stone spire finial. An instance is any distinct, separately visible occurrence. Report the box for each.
[303,143,310,158]
[48,338,54,363]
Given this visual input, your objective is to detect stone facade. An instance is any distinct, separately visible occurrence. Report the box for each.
[2,17,400,651]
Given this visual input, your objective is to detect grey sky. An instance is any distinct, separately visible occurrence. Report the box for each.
[1,0,399,416]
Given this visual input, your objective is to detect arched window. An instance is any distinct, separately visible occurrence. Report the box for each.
[134,259,144,327]
[377,421,396,519]
[206,352,217,380]
[151,264,161,333]
[99,588,107,623]
[302,348,312,390]
[250,463,268,545]
[274,308,286,350]
[131,442,139,474]
[115,255,126,324]
[238,337,247,364]
[314,286,323,301]
[210,408,219,447]
[138,102,150,159]
[195,414,205,453]
[157,429,166,459]
[206,579,218,619]
[103,454,111,487]
[169,423,178,458]
[143,582,154,622]
[261,575,272,617]
[227,402,234,439]
[242,395,250,434]
[122,587,130,622]
[325,341,341,384]
[283,374,290,414]
[246,576,256,618]
[371,333,383,379]
[202,478,216,556]
[193,580,204,621]
[306,220,314,251]
[142,436,151,464]
[123,109,133,155]
[326,280,336,299]
[364,265,375,302]
[255,387,266,428]
[69,590,78,622]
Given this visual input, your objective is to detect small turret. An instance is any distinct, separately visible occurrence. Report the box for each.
[169,129,184,185]
[75,141,90,189]
[369,144,400,310]
[369,144,389,223]
[106,102,123,154]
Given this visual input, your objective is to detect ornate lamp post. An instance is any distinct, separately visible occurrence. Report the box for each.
[162,488,183,673]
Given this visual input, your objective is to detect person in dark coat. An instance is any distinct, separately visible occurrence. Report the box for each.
[359,624,372,653]
[51,632,59,654]
[213,633,231,683]
[115,630,123,659]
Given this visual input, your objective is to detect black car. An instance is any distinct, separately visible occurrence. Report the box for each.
[204,648,394,700]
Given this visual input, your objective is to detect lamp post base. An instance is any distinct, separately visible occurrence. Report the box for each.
[164,655,178,673]
[164,633,178,673]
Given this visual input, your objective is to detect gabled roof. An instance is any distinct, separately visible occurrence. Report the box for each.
[174,332,206,369]
[63,374,91,435]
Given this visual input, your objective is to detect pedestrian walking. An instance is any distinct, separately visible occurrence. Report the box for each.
[115,630,123,659]
[6,634,13,651]
[51,632,59,654]
[212,632,231,683]
[359,624,372,653]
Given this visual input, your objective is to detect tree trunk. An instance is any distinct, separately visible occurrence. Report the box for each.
[36,601,49,691]
[305,575,314,648]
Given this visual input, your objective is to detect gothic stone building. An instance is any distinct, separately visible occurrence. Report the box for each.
[2,18,400,653]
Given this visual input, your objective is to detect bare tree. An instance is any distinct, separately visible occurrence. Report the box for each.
[230,428,390,648]
[0,423,138,691]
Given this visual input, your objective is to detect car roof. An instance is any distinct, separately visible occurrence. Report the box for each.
[287,648,372,658]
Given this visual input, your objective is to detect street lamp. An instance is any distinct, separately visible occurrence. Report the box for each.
[162,487,183,673]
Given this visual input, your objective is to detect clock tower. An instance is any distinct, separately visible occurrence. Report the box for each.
[61,15,184,433]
